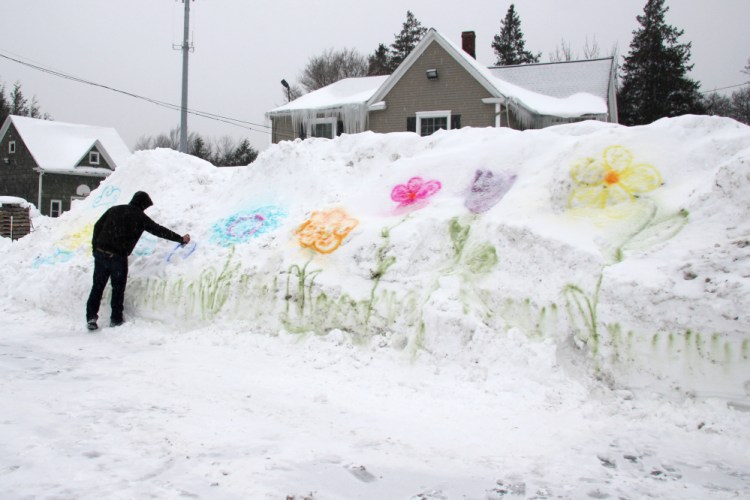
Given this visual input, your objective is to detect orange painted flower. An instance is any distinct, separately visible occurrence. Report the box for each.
[295,208,359,254]
[568,146,662,209]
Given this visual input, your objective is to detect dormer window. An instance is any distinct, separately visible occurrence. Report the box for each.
[8,141,16,154]
[89,151,100,165]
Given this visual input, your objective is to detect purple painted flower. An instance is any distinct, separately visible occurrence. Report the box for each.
[465,169,516,214]
[391,176,442,208]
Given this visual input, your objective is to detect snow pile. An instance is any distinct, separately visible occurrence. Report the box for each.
[2,116,749,402]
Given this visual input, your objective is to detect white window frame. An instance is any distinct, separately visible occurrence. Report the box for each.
[50,199,62,218]
[8,141,16,154]
[416,110,451,137]
[89,151,100,165]
[309,117,337,139]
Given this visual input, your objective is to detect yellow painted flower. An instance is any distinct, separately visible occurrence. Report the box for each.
[295,208,359,254]
[568,146,663,209]
[57,223,94,251]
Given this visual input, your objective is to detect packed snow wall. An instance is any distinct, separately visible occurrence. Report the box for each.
[3,116,749,401]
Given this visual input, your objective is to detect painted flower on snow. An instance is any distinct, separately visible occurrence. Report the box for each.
[391,176,442,208]
[465,169,516,214]
[568,146,663,209]
[211,205,286,247]
[296,208,359,254]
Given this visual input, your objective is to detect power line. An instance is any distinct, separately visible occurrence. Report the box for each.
[0,49,274,135]
[701,82,749,94]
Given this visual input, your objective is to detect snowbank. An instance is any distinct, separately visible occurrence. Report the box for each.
[2,117,749,402]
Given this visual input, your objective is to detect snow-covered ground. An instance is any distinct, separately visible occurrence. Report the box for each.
[1,115,749,498]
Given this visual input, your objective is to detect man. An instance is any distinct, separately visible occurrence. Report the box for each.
[85,191,190,331]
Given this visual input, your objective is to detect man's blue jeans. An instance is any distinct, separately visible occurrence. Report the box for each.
[86,250,128,324]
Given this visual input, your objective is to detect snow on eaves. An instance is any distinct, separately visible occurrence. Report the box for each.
[267,76,389,114]
[3,115,132,171]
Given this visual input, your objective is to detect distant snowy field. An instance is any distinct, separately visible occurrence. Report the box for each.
[1,116,749,498]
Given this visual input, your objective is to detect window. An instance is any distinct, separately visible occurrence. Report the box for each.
[50,200,62,218]
[310,117,337,139]
[89,151,100,165]
[415,111,452,137]
[8,141,16,154]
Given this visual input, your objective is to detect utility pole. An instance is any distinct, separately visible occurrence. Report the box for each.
[175,0,193,153]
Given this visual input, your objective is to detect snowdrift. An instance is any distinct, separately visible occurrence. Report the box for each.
[3,116,749,401]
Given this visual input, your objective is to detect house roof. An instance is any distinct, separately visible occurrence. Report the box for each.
[369,29,609,118]
[0,115,132,173]
[488,58,615,101]
[268,76,389,114]
[267,29,613,121]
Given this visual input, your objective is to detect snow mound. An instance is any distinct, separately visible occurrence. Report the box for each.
[2,116,749,401]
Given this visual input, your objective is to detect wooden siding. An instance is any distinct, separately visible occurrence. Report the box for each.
[368,41,497,133]
[0,123,40,209]
[272,115,296,143]
[77,145,114,170]
[0,203,31,240]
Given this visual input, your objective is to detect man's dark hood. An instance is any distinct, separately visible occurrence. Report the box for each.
[129,191,153,211]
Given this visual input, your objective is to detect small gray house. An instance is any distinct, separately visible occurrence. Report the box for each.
[0,115,131,216]
[267,29,618,143]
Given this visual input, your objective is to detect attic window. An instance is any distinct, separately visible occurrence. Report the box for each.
[8,141,16,154]
[89,151,100,165]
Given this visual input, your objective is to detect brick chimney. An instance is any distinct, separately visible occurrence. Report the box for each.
[461,31,476,59]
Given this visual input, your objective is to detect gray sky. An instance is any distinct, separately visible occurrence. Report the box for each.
[1,0,748,153]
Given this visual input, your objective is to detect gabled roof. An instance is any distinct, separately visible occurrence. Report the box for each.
[266,29,612,121]
[368,28,609,118]
[0,115,132,172]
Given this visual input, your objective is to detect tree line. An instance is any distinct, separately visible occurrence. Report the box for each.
[0,79,51,124]
[134,128,258,167]
[285,1,749,127]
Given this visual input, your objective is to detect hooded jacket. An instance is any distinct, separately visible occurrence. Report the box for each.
[91,191,183,256]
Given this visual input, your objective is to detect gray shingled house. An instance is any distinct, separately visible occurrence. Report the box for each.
[267,29,618,143]
[0,115,131,217]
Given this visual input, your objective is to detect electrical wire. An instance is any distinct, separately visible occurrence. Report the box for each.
[701,82,749,94]
[0,50,275,135]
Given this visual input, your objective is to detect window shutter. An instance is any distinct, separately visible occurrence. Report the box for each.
[451,114,461,130]
[337,120,344,136]
[298,123,307,140]
[407,117,417,132]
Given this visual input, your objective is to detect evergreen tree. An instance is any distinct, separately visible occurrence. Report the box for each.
[389,11,427,70]
[229,139,258,166]
[0,82,10,124]
[190,135,212,161]
[10,82,29,116]
[617,0,704,125]
[491,4,540,66]
[367,43,391,76]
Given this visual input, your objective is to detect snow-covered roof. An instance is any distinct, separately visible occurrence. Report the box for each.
[268,76,389,114]
[267,30,611,121]
[0,115,132,172]
[489,58,614,101]
[373,28,609,118]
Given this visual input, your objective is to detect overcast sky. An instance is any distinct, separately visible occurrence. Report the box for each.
[1,0,748,153]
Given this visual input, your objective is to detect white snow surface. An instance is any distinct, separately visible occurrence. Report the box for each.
[2,116,750,499]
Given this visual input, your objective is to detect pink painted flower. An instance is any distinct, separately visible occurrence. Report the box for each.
[391,176,442,208]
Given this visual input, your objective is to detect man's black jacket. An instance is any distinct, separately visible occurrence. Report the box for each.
[92,191,183,257]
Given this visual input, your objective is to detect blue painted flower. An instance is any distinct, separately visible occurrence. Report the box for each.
[211,206,286,247]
